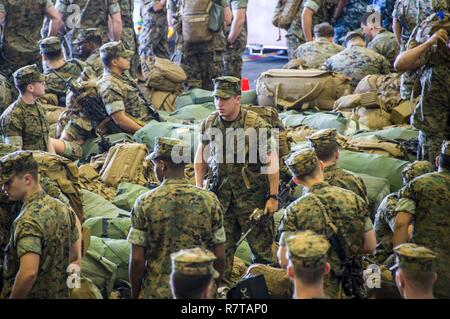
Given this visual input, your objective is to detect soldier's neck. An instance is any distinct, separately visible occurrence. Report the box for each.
[20,93,38,105]
[293,279,326,299]
[164,170,186,180]
[22,183,43,203]
[302,175,324,190]
[322,159,337,168]
[109,66,125,76]
[403,288,434,299]
[45,58,66,70]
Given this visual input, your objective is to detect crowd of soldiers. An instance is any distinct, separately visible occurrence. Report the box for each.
[0,0,449,300]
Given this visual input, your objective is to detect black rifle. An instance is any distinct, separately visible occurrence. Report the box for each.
[50,70,123,135]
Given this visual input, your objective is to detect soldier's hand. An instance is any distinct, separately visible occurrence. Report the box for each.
[153,2,164,12]
[427,29,449,46]
[265,198,279,215]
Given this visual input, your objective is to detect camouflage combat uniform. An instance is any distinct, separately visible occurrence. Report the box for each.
[72,29,104,77]
[139,0,171,59]
[0,66,49,151]
[286,5,304,60]
[128,137,225,299]
[280,148,373,298]
[223,0,248,78]
[367,29,400,67]
[293,37,344,69]
[371,0,396,30]
[39,37,87,106]
[324,43,391,87]
[0,151,79,299]
[199,77,275,282]
[0,0,54,77]
[395,143,450,298]
[118,0,139,77]
[404,11,450,162]
[334,0,370,44]
[392,0,433,99]
[374,160,433,264]
[55,0,121,58]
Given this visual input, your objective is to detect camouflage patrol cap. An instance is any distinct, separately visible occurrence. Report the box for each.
[390,243,437,272]
[147,137,184,161]
[100,41,134,62]
[170,247,219,278]
[343,31,365,47]
[402,161,434,184]
[39,36,62,55]
[285,148,319,177]
[441,140,450,156]
[0,151,38,185]
[213,76,241,98]
[73,28,102,45]
[431,0,450,11]
[13,65,46,88]
[307,128,338,149]
[286,230,330,268]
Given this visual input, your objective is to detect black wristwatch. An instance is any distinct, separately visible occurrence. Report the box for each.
[267,194,279,201]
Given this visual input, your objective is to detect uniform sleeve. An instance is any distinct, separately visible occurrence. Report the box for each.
[127,195,149,247]
[380,56,391,74]
[255,116,272,158]
[392,0,401,20]
[100,82,126,115]
[209,194,226,245]
[304,0,322,13]
[46,0,54,9]
[69,209,79,244]
[278,204,299,246]
[364,216,373,232]
[395,182,417,216]
[108,0,121,15]
[406,25,432,66]
[14,220,44,258]
[1,109,25,147]
[199,119,211,146]
[230,0,248,10]
[0,0,5,13]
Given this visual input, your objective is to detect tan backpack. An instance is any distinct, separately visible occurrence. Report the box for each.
[180,0,214,45]
[99,142,148,187]
[256,69,352,111]
[272,0,303,30]
[141,56,187,93]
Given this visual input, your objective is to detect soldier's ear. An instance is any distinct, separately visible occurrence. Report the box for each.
[287,263,295,279]
[324,262,331,275]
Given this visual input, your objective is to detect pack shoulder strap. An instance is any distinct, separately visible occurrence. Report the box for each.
[309,193,338,235]
[203,111,220,133]
[243,109,258,130]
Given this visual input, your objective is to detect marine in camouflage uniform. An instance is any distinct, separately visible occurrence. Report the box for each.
[293,33,344,69]
[63,42,153,141]
[39,37,87,106]
[72,28,104,77]
[223,0,248,78]
[128,137,225,299]
[286,6,304,60]
[373,160,433,265]
[394,141,450,298]
[0,0,58,77]
[405,7,450,162]
[197,77,278,282]
[118,0,139,77]
[55,0,121,58]
[306,129,368,203]
[392,0,434,99]
[279,148,374,298]
[139,0,171,59]
[0,151,79,299]
[325,32,391,87]
[333,0,370,44]
[0,65,50,152]
[366,29,400,67]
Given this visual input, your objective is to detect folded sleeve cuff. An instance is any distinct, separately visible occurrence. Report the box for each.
[364,217,374,232]
[127,227,147,247]
[305,1,320,13]
[213,226,226,244]
[109,3,121,15]
[17,236,42,259]
[278,231,293,247]
[106,100,126,115]
[395,198,416,215]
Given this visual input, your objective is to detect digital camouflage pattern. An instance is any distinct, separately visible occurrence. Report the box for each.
[213,76,241,98]
[0,0,52,75]
[401,160,434,184]
[12,64,46,88]
[0,98,50,151]
[286,230,330,268]
[223,0,248,77]
[147,136,184,161]
[395,168,450,297]
[171,247,219,278]
[371,0,396,30]
[139,0,171,59]
[406,12,450,162]
[367,29,400,67]
[323,165,368,202]
[118,0,139,77]
[98,70,153,122]
[373,192,399,263]
[390,243,437,272]
[393,0,434,99]
[39,36,62,55]
[55,0,121,57]
[286,7,304,60]
[85,49,103,77]
[285,148,319,177]
[0,191,79,299]
[128,178,225,299]
[325,45,391,87]
[44,59,86,106]
[333,0,370,44]
[200,106,274,281]
[279,181,372,298]
[293,37,344,69]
